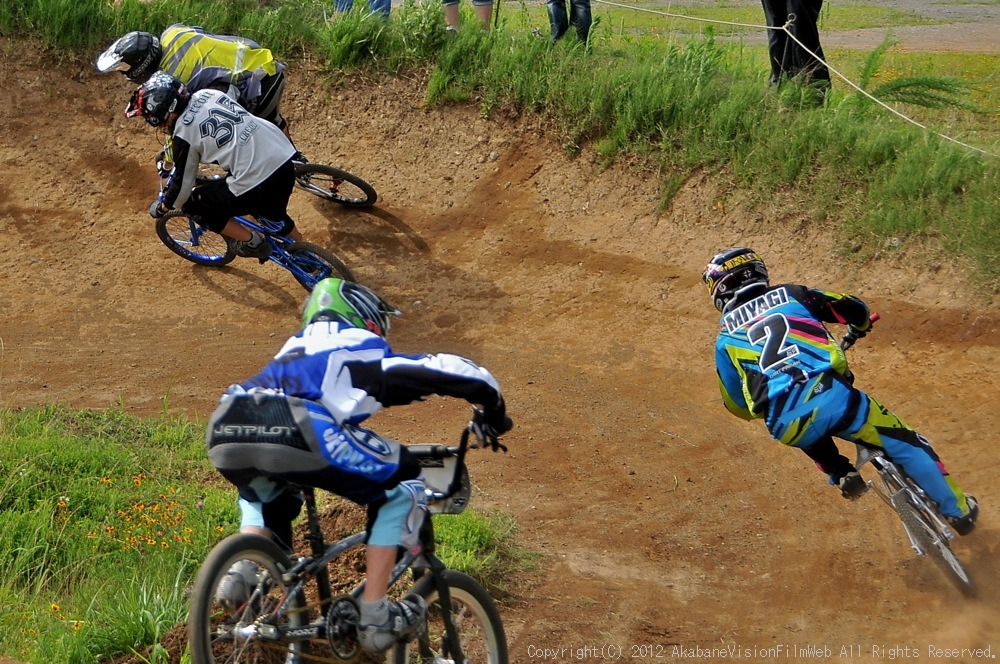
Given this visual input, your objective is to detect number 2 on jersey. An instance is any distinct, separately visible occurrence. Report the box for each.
[747,314,799,372]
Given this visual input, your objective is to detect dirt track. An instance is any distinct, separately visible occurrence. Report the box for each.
[1,33,998,664]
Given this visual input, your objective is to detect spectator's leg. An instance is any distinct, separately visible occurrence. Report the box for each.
[472,0,493,30]
[760,0,788,83]
[546,0,569,40]
[569,0,592,42]
[788,0,830,87]
[443,0,460,28]
[368,0,392,19]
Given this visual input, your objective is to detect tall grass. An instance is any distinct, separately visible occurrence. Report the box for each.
[0,405,526,662]
[0,405,229,662]
[2,1,997,269]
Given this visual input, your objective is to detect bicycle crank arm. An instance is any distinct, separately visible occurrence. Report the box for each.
[923,508,957,542]
[252,622,323,643]
[867,480,895,509]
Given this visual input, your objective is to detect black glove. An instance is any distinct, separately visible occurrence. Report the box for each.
[479,399,512,453]
[482,397,512,435]
[840,326,867,351]
[148,199,167,219]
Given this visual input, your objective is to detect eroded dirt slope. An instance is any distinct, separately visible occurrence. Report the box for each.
[1,39,998,663]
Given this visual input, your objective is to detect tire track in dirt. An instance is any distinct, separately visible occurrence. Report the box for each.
[1,38,998,663]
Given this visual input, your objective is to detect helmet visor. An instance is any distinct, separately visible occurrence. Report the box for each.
[96,47,130,74]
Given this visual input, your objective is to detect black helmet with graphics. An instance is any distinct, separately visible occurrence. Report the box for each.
[703,248,770,312]
[96,31,162,83]
[125,71,190,129]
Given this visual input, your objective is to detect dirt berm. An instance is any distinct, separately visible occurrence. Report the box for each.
[0,38,997,663]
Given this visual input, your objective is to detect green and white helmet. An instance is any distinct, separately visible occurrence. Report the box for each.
[301,278,400,337]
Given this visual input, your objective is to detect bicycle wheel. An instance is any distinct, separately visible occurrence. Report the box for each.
[891,490,976,597]
[294,162,377,208]
[285,241,356,291]
[156,212,236,266]
[391,570,508,664]
[189,533,309,664]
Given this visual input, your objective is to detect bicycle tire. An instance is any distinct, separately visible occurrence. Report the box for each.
[189,533,309,664]
[891,491,976,597]
[156,212,236,266]
[294,162,377,208]
[285,241,356,291]
[390,570,508,664]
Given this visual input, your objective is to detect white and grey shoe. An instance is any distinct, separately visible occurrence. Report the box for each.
[233,231,272,262]
[357,594,426,653]
[214,559,261,612]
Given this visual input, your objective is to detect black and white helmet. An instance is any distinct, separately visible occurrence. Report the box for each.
[96,31,162,83]
[125,71,190,128]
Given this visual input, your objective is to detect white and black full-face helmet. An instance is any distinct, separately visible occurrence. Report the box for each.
[703,248,770,312]
[96,31,162,83]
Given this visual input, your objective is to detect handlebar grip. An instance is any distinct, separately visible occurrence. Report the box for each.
[840,312,880,351]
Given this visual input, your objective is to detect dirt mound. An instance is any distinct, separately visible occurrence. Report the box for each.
[2,38,998,662]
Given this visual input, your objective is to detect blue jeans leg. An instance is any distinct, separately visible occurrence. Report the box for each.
[368,0,392,19]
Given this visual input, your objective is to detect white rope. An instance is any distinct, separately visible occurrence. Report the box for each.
[591,0,998,158]
[595,0,773,30]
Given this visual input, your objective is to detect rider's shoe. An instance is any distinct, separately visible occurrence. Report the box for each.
[234,231,272,263]
[948,495,979,536]
[838,471,868,500]
[214,560,260,612]
[357,594,426,653]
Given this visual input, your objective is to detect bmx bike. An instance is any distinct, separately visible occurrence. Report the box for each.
[156,210,355,291]
[292,160,377,208]
[841,314,975,596]
[188,408,510,663]
[154,161,373,290]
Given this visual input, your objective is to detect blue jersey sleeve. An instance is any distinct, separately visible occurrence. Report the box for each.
[715,341,755,420]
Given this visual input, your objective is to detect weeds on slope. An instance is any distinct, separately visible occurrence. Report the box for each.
[1,0,997,276]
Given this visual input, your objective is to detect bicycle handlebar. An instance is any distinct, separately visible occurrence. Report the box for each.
[422,408,507,504]
[840,312,881,351]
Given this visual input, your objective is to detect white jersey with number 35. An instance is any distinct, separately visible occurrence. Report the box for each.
[171,88,295,207]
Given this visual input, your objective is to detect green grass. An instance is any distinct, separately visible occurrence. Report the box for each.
[433,508,534,598]
[0,405,230,662]
[0,406,527,662]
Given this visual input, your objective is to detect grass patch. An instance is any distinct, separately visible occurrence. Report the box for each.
[0,405,231,662]
[434,508,533,599]
[593,1,938,38]
[0,405,529,662]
